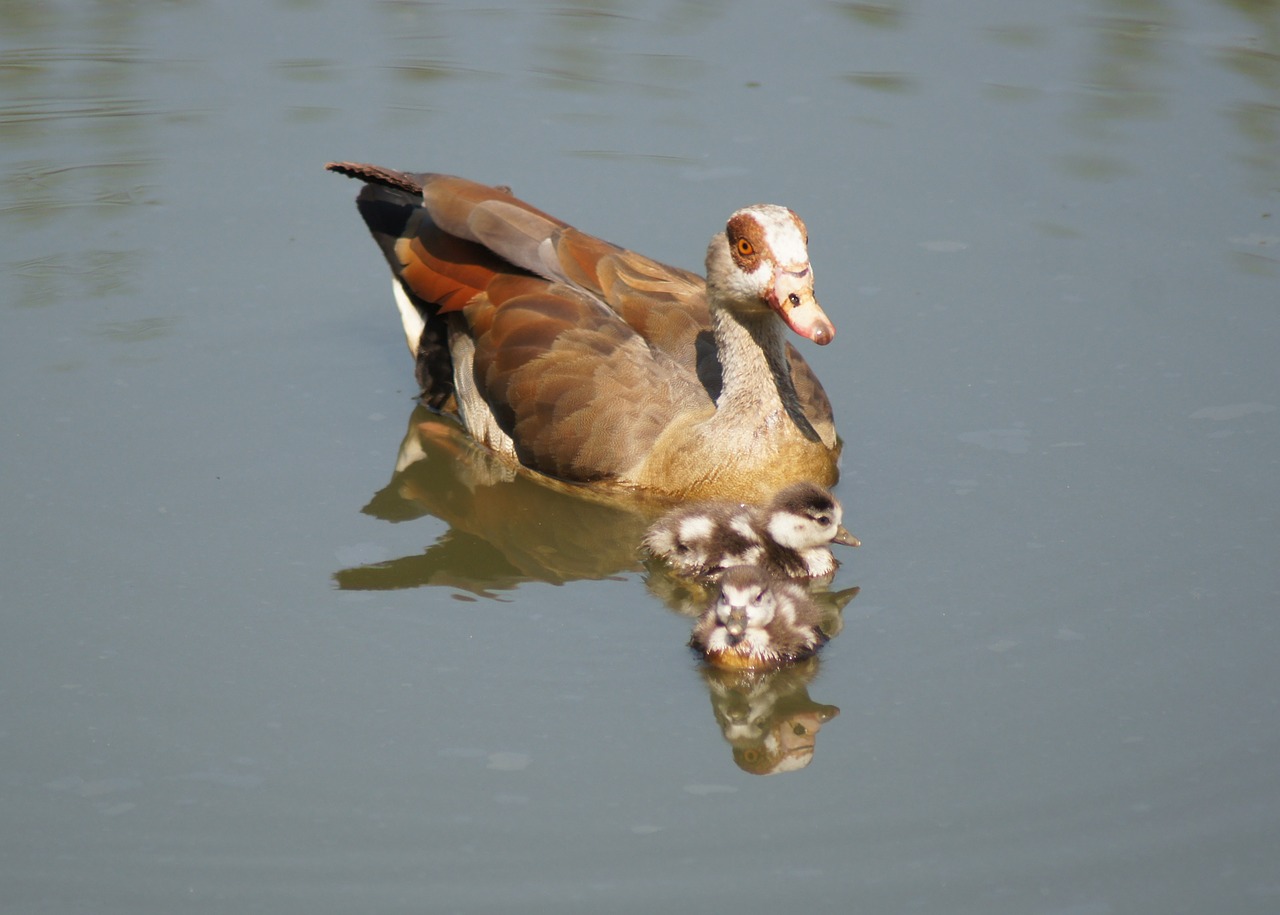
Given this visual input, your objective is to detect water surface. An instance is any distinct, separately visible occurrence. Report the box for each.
[3,1,1278,912]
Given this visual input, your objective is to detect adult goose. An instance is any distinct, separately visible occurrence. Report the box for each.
[327,162,841,502]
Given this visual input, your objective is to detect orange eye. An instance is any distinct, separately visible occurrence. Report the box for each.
[735,237,755,257]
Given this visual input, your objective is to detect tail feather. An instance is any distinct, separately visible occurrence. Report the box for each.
[326,161,424,197]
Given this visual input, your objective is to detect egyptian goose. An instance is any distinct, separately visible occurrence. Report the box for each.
[327,162,841,502]
[690,566,828,669]
[643,481,859,580]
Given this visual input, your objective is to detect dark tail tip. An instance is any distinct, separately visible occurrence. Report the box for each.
[325,161,424,197]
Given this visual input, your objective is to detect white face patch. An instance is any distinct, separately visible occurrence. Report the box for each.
[766,512,807,549]
[766,511,838,550]
[715,583,777,630]
[734,204,810,270]
[711,205,814,307]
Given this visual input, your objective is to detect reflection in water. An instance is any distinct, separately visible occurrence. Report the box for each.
[337,406,858,771]
[699,659,842,776]
[646,567,859,638]
[835,2,910,30]
[1216,6,1280,201]
[652,568,858,773]
[334,406,667,594]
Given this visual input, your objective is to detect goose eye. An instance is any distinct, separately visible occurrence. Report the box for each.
[792,723,808,736]
[735,237,755,257]
[752,589,765,604]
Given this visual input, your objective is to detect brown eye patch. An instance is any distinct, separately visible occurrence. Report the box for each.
[726,212,768,269]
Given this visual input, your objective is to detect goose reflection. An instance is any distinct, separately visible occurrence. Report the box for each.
[333,406,668,593]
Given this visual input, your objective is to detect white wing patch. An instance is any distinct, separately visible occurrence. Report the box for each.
[393,279,426,355]
[678,514,717,543]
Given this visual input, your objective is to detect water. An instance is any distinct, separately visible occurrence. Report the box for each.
[3,1,1278,912]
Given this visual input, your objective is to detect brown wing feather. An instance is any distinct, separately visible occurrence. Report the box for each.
[466,284,709,481]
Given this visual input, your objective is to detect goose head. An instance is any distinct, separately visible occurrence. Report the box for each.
[762,482,861,551]
[706,205,835,346]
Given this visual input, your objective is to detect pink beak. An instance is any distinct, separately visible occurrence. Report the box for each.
[768,265,835,345]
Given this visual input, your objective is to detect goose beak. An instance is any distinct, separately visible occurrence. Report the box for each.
[832,525,861,548]
[768,265,835,345]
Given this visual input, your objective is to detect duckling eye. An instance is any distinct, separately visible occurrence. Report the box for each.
[792,723,808,736]
[735,237,755,257]
[752,589,765,604]
[814,515,830,526]
[788,293,800,306]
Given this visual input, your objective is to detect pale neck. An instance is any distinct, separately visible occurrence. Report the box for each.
[711,306,820,442]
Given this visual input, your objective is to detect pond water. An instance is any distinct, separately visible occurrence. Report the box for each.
[3,0,1278,912]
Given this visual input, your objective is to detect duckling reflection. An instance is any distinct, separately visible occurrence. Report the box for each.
[699,659,840,775]
[333,407,666,594]
[644,481,859,582]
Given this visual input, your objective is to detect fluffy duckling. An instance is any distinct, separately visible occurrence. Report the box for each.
[690,566,828,670]
[644,481,859,580]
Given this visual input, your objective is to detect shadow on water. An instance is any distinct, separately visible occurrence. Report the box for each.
[334,404,861,772]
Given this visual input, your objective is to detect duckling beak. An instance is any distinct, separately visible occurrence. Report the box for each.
[723,605,749,642]
[832,524,861,548]
[768,266,835,345]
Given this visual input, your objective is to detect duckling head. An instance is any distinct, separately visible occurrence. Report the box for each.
[714,570,778,645]
[691,566,799,669]
[763,482,860,550]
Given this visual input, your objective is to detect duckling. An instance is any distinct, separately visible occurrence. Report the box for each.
[690,566,828,670]
[643,481,859,580]
[643,502,763,578]
[757,481,860,578]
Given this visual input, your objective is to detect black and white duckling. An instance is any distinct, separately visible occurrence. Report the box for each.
[690,566,828,670]
[644,481,859,580]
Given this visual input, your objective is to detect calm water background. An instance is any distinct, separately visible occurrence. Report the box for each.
[3,0,1278,912]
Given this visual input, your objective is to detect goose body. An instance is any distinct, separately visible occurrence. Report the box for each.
[644,482,859,580]
[328,162,841,502]
[691,566,828,669]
